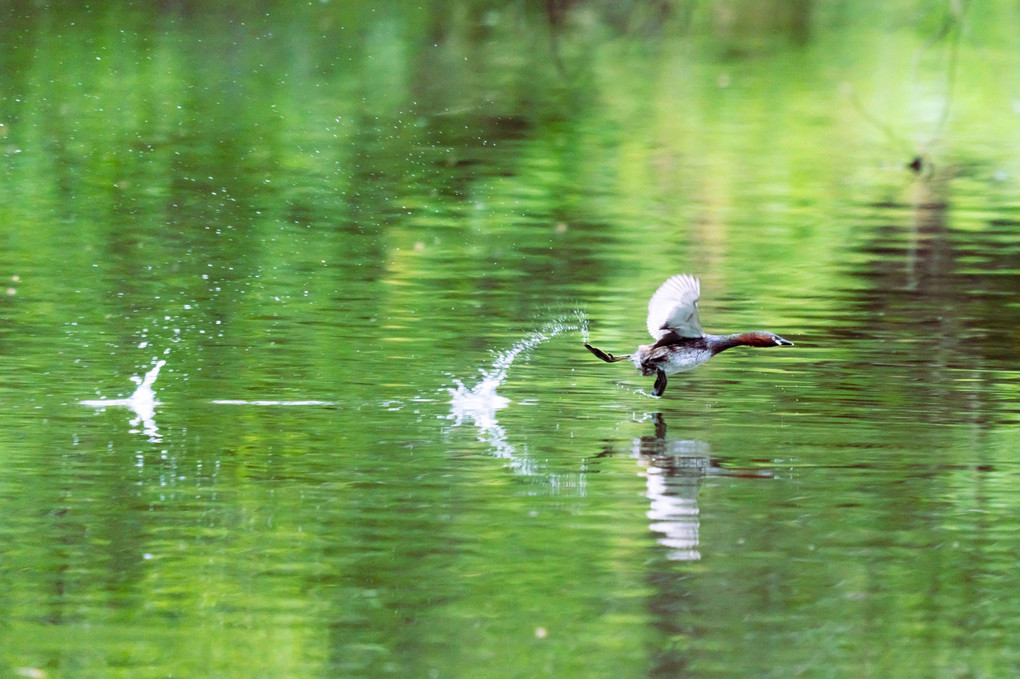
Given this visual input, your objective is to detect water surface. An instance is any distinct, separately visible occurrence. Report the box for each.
[3,2,1020,678]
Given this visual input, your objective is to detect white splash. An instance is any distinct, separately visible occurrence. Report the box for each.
[81,360,166,442]
[446,312,588,490]
[447,314,584,427]
[447,378,510,430]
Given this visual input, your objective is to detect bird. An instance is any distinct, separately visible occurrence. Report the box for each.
[584,274,792,397]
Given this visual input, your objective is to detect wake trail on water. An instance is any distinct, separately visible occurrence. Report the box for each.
[77,309,592,472]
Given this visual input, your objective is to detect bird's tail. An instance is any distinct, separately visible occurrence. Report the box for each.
[584,344,629,363]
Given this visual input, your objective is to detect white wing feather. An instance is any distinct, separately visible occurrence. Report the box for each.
[646,274,703,340]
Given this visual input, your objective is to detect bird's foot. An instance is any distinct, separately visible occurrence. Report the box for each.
[651,370,667,397]
[584,343,627,363]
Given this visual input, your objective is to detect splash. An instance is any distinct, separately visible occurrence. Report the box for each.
[447,312,586,424]
[575,308,590,345]
[81,360,166,442]
[446,311,588,489]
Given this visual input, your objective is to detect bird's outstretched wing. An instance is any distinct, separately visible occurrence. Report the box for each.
[646,274,704,340]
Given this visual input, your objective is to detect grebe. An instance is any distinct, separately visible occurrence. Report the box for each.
[584,274,792,397]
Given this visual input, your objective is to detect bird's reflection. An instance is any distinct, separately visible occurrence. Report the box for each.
[632,413,710,560]
[631,413,771,561]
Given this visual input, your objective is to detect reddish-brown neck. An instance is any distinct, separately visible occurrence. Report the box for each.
[708,332,780,353]
[736,331,783,347]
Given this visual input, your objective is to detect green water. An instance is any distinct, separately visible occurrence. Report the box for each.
[3,2,1020,677]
